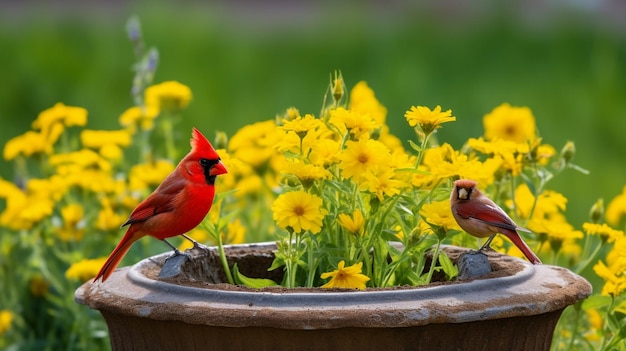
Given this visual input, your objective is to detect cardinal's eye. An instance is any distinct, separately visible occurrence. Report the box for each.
[200,158,209,166]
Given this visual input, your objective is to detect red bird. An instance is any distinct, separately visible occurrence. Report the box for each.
[94,128,228,282]
[450,179,542,264]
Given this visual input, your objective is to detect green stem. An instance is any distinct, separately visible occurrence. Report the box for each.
[413,131,432,169]
[216,231,234,285]
[305,235,316,287]
[424,239,442,284]
[575,240,604,274]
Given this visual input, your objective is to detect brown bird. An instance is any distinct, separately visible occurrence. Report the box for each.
[450,179,541,264]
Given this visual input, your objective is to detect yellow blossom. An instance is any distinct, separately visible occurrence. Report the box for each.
[483,103,535,143]
[321,260,370,290]
[65,257,108,282]
[81,129,132,148]
[337,209,365,235]
[280,114,322,134]
[0,310,14,336]
[328,107,378,140]
[56,204,85,241]
[119,105,160,132]
[128,160,175,191]
[338,139,390,183]
[583,222,624,243]
[349,81,387,125]
[281,159,331,188]
[96,200,127,231]
[404,105,456,135]
[3,131,48,160]
[309,138,341,167]
[360,168,403,201]
[606,185,626,227]
[420,200,462,232]
[594,260,626,296]
[32,102,87,131]
[272,190,327,234]
[229,120,281,169]
[144,81,192,112]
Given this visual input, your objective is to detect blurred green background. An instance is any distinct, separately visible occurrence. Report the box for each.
[1,0,625,226]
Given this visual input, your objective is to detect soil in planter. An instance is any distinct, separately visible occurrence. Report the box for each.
[140,245,525,293]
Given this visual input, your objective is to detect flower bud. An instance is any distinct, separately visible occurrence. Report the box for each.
[589,198,604,224]
[560,141,576,164]
[331,71,344,104]
[214,131,228,150]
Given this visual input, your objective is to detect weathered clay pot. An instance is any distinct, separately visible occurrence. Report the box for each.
[75,243,591,351]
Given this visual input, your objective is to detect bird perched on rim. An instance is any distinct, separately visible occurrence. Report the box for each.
[450,179,542,264]
[94,128,228,282]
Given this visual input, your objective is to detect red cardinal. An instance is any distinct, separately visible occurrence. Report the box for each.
[450,179,542,264]
[94,128,228,282]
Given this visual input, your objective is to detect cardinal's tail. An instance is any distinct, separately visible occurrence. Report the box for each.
[504,230,542,265]
[94,227,143,282]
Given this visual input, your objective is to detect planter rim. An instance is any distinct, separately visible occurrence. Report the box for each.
[76,242,592,329]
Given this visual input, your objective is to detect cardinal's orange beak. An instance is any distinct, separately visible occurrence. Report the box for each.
[210,161,228,176]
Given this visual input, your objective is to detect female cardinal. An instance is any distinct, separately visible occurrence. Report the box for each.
[450,179,542,264]
[94,128,228,282]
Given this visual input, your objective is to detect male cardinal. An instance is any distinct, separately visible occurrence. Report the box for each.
[94,128,228,282]
[450,179,542,264]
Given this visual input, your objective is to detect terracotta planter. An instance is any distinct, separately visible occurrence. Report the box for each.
[76,243,591,351]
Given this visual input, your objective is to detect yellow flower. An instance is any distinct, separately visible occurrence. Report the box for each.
[606,185,626,227]
[510,183,568,220]
[583,222,624,243]
[3,131,47,160]
[128,160,175,191]
[49,149,112,173]
[360,168,403,201]
[309,138,341,167]
[144,81,192,112]
[32,102,87,131]
[280,114,326,144]
[321,260,370,290]
[119,105,160,132]
[57,204,85,241]
[272,190,327,234]
[404,105,456,135]
[419,200,462,232]
[96,200,127,231]
[328,107,378,140]
[338,139,390,183]
[282,159,331,188]
[229,120,281,169]
[593,260,626,296]
[66,257,108,282]
[349,81,387,125]
[483,103,536,143]
[0,178,56,230]
[0,310,14,336]
[81,129,131,149]
[337,209,365,235]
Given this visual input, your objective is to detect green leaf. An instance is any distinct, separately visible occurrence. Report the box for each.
[267,256,286,271]
[438,252,458,280]
[233,263,278,288]
[581,294,612,310]
[408,139,422,152]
